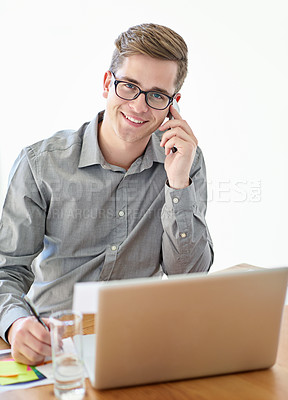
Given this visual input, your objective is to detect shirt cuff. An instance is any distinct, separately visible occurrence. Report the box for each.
[166,177,192,189]
[165,178,198,213]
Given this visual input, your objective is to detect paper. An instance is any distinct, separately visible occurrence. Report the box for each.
[0,351,46,387]
[0,349,51,393]
[0,360,28,377]
[0,349,53,393]
[0,362,39,385]
[73,281,104,313]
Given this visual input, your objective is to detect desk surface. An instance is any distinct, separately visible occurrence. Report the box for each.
[1,307,287,399]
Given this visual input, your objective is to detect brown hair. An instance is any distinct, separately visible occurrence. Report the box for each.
[109,23,188,93]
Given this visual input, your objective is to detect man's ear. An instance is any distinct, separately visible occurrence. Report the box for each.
[103,71,113,99]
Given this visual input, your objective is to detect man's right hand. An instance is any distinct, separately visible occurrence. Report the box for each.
[7,316,51,365]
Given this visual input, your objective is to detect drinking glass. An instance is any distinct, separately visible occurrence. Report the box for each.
[49,310,85,400]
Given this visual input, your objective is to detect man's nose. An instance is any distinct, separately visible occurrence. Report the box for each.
[128,93,149,113]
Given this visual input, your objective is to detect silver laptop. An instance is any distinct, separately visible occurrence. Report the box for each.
[81,267,288,390]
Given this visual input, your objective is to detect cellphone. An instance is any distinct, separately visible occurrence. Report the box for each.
[168,99,180,120]
[168,99,180,152]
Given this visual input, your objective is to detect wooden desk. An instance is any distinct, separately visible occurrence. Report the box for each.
[1,308,287,400]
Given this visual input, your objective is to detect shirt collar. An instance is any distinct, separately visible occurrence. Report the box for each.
[78,111,166,170]
[78,111,105,168]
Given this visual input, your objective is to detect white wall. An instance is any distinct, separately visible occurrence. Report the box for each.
[1,0,287,271]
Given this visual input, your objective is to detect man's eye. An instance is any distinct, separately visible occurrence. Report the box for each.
[125,83,136,90]
[151,92,165,100]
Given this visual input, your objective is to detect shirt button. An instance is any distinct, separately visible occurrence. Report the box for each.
[180,232,187,238]
[173,197,179,204]
[111,245,117,251]
[118,210,125,217]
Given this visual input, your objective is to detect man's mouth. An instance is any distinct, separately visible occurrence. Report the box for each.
[122,112,146,125]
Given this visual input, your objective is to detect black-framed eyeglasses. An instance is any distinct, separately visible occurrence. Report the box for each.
[110,72,175,110]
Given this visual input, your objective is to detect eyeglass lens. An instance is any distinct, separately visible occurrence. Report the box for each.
[116,81,171,110]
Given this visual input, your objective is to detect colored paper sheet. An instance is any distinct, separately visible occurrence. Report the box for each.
[0,360,39,385]
[0,360,28,376]
[0,349,53,393]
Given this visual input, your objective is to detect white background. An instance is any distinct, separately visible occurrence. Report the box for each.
[0,0,287,271]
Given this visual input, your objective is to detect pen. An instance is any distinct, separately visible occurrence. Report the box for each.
[22,294,49,331]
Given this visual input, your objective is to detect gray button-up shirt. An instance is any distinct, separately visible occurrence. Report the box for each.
[0,111,213,341]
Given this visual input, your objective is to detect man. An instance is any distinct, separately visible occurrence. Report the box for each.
[0,23,213,365]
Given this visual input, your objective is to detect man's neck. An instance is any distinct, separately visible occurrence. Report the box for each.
[98,121,151,170]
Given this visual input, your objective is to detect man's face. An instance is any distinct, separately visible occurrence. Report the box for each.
[102,54,179,146]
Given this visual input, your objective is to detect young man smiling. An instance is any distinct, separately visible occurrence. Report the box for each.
[99,54,195,189]
[0,23,213,365]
